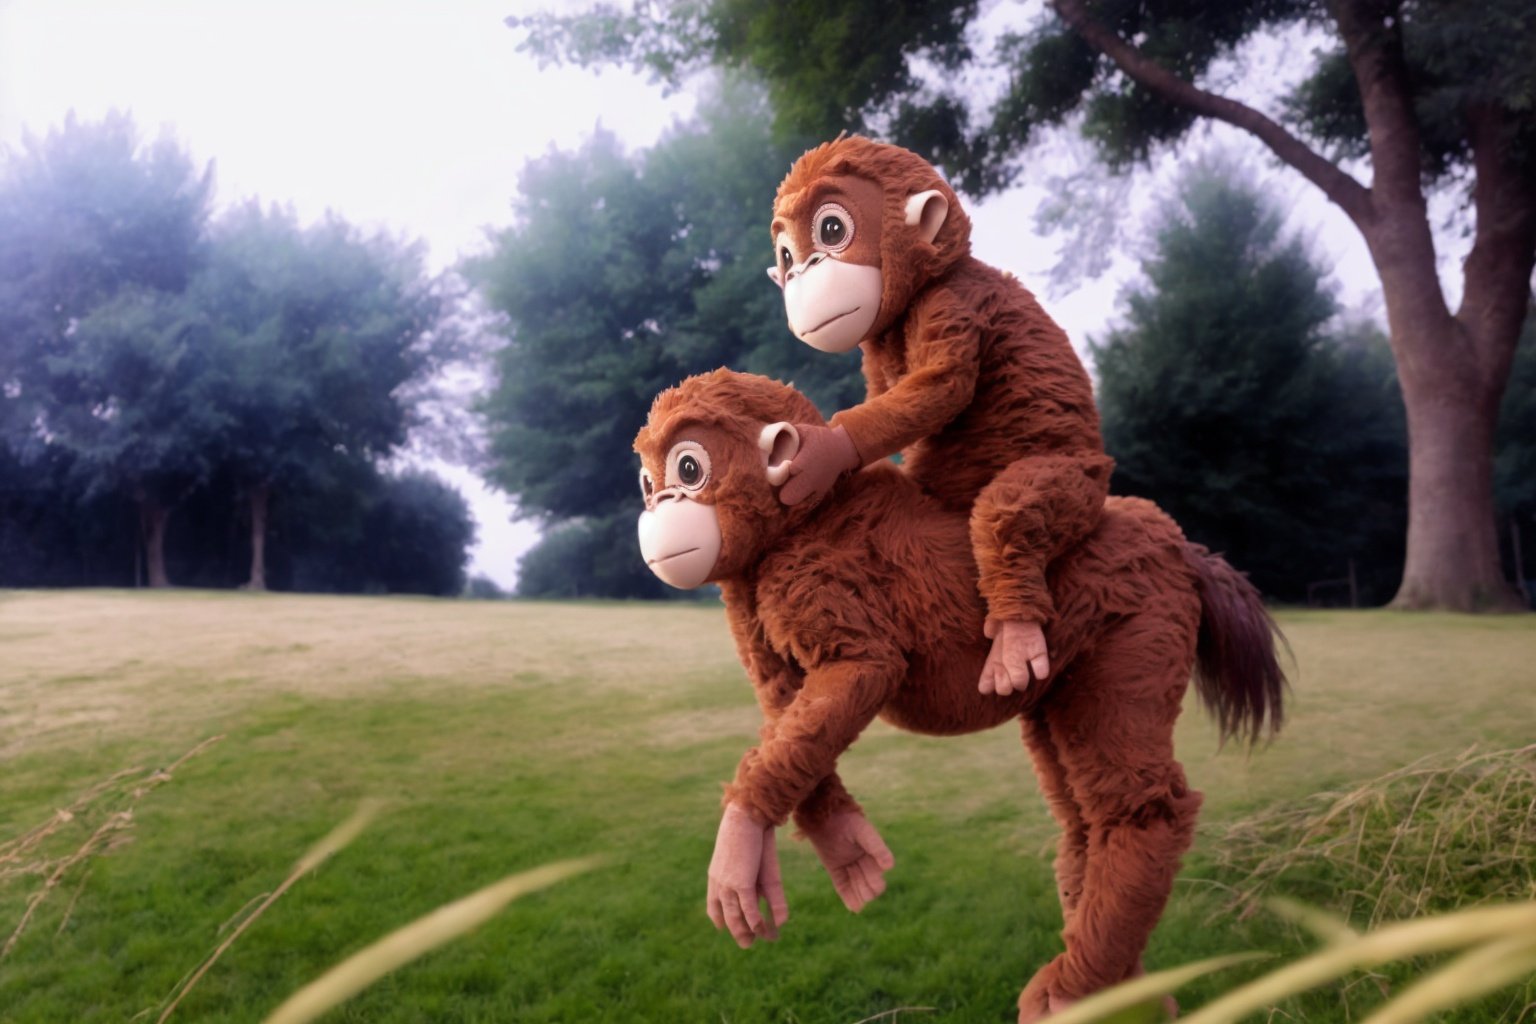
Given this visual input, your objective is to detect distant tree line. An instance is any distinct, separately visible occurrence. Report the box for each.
[0,113,474,595]
[474,83,1533,606]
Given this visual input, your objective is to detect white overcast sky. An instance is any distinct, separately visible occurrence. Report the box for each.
[0,0,1396,589]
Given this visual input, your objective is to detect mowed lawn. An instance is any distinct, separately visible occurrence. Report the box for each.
[2,590,1534,1023]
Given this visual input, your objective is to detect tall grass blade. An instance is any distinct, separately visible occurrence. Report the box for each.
[154,801,381,1023]
[1020,952,1270,1024]
[1180,902,1536,1024]
[1357,933,1536,1024]
[1265,896,1359,945]
[262,855,605,1024]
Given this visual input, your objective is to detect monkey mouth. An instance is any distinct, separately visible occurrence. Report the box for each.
[804,307,861,336]
[647,547,700,566]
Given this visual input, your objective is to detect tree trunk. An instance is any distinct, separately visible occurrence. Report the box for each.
[1390,366,1520,609]
[1364,220,1524,612]
[243,481,271,591]
[138,495,173,589]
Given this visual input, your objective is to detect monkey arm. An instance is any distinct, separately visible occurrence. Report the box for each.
[720,583,864,828]
[723,652,905,829]
[830,285,982,464]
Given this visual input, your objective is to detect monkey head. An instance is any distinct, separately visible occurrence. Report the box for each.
[634,370,824,589]
[767,136,972,352]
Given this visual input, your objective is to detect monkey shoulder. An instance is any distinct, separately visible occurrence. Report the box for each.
[751,483,913,667]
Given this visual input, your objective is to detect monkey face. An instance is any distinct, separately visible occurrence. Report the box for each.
[635,422,801,588]
[637,438,724,588]
[769,176,886,353]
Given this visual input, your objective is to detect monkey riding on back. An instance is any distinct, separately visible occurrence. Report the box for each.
[633,369,1286,1021]
[764,135,1114,697]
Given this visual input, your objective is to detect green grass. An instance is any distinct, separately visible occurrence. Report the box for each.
[1,591,1534,1023]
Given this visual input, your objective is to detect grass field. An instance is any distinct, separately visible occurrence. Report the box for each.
[2,590,1534,1023]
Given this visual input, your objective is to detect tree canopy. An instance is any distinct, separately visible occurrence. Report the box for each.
[517,0,1535,195]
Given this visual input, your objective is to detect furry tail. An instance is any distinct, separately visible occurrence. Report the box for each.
[1185,544,1288,746]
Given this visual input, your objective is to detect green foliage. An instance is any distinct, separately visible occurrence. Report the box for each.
[515,0,1536,194]
[0,113,472,595]
[1094,164,1407,602]
[1281,1,1536,178]
[1495,310,1536,598]
[1495,312,1536,516]
[514,512,672,599]
[198,204,447,488]
[0,113,217,504]
[0,111,212,437]
[46,288,231,504]
[470,78,862,596]
[364,472,476,597]
[0,442,137,586]
[265,467,475,598]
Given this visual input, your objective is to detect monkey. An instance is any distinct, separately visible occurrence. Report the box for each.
[766,135,1114,699]
[633,369,1286,1023]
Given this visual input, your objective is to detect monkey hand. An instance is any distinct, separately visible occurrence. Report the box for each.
[801,810,895,913]
[778,423,861,506]
[706,802,789,948]
[978,618,1050,696]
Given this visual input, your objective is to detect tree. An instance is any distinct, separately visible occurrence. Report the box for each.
[1095,163,1407,602]
[0,442,137,587]
[362,471,476,597]
[469,79,862,597]
[0,113,215,586]
[518,1,1536,611]
[0,112,212,432]
[45,289,230,586]
[194,203,453,589]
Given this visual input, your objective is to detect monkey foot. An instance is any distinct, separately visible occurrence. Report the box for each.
[1016,958,1179,1022]
[1016,960,1066,1024]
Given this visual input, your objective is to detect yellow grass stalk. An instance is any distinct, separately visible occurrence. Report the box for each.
[1357,933,1536,1024]
[1264,896,1359,945]
[1179,901,1536,1024]
[154,801,381,1024]
[262,855,605,1024]
[1015,952,1271,1024]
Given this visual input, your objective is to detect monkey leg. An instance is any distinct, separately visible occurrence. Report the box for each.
[1020,708,1086,928]
[970,451,1113,637]
[1018,613,1202,1020]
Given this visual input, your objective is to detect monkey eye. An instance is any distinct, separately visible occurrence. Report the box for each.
[665,440,711,491]
[638,468,655,503]
[779,246,793,271]
[813,202,854,253]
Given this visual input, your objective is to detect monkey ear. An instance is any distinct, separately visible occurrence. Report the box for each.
[904,189,949,244]
[766,266,784,290]
[759,422,801,486]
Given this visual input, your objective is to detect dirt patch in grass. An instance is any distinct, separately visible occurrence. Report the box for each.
[0,591,739,760]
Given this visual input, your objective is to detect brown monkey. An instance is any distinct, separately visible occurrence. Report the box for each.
[634,369,1286,1022]
[767,136,1113,696]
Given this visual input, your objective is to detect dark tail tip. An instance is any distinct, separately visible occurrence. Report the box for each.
[1186,544,1290,747]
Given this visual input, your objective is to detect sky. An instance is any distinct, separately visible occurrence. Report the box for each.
[0,0,1397,589]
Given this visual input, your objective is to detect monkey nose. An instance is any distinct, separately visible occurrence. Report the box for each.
[786,252,828,283]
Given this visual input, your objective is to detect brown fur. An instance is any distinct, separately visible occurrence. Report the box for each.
[773,136,1113,626]
[635,370,1287,1015]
